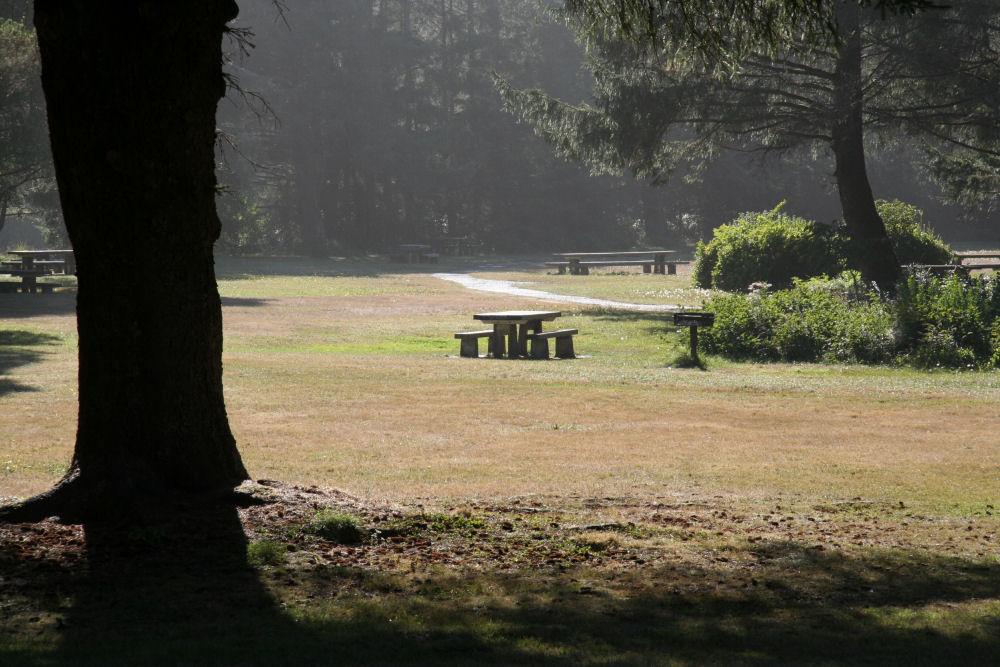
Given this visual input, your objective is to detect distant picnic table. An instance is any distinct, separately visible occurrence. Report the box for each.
[953,251,1000,270]
[0,249,75,293]
[906,251,1000,276]
[391,243,438,264]
[546,250,687,275]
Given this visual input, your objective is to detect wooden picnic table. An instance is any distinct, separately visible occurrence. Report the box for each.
[9,249,76,274]
[550,250,681,275]
[0,249,74,292]
[472,310,562,359]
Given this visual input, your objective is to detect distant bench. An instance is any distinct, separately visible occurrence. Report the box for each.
[904,263,998,277]
[953,251,1000,262]
[549,251,687,275]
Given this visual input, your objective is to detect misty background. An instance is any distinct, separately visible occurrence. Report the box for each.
[2,0,996,253]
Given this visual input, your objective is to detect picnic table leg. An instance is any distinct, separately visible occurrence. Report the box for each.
[554,334,575,359]
[507,323,523,358]
[528,320,549,359]
[520,320,542,359]
[491,325,507,358]
[516,325,527,358]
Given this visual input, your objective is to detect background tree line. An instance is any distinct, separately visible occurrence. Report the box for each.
[1,0,994,257]
[214,0,991,256]
[219,0,697,254]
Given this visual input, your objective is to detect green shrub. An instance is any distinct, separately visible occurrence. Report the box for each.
[693,204,844,291]
[990,320,1000,368]
[700,276,894,364]
[701,272,1000,369]
[913,323,977,369]
[247,540,288,566]
[697,291,780,360]
[895,272,999,368]
[306,509,363,544]
[875,199,952,266]
[694,200,951,292]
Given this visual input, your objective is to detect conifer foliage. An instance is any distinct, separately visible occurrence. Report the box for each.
[500,1,1000,288]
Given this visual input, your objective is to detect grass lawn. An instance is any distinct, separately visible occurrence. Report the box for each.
[1,255,999,665]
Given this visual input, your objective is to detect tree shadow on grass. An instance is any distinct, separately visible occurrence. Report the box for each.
[0,330,62,397]
[282,542,1000,665]
[0,504,321,666]
[588,307,678,331]
[220,296,272,308]
[4,520,998,665]
[0,291,77,320]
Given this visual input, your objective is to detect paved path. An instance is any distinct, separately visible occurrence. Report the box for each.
[433,269,681,312]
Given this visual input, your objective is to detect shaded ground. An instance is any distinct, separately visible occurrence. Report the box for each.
[2,482,998,665]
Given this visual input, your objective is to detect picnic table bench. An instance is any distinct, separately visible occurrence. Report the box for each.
[0,269,56,293]
[950,251,1000,273]
[953,251,1000,262]
[548,251,687,275]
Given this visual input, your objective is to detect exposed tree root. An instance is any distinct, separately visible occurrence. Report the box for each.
[0,470,253,524]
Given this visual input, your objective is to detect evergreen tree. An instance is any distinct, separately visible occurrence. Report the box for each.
[0,14,53,232]
[501,0,992,288]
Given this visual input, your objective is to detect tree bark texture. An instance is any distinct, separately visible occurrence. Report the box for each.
[831,3,900,290]
[13,1,249,519]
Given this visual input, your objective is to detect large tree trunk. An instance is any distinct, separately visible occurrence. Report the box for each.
[2,1,249,522]
[831,3,900,290]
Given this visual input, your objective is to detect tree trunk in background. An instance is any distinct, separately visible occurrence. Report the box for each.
[2,1,249,521]
[831,4,900,290]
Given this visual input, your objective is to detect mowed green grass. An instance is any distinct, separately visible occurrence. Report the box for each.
[3,255,1000,509]
[2,255,1000,665]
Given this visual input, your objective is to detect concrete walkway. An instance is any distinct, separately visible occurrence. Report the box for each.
[433,270,681,312]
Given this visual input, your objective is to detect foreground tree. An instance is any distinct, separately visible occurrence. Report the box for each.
[0,1,248,522]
